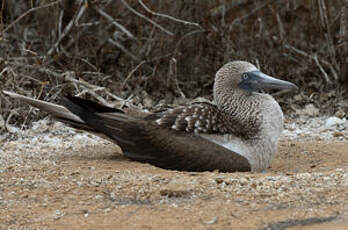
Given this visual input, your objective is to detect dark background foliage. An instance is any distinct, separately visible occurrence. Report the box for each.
[0,0,347,128]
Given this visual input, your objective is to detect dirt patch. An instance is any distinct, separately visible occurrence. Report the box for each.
[0,125,347,230]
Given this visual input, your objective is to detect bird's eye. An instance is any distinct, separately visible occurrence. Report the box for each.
[242,73,248,80]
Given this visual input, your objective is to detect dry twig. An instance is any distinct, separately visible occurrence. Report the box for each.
[284,44,338,85]
[94,6,136,40]
[47,1,87,56]
[137,0,201,29]
[318,0,339,72]
[107,38,140,62]
[276,12,285,41]
[168,58,185,98]
[63,71,125,107]
[120,0,174,36]
[339,6,348,55]
[174,30,203,56]
[232,0,272,24]
[122,60,146,89]
[0,0,62,36]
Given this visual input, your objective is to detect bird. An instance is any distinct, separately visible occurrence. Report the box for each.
[3,61,298,172]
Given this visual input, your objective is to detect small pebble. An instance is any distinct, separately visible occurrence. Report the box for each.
[325,116,344,127]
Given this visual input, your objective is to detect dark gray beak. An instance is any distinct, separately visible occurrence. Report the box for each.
[238,71,299,92]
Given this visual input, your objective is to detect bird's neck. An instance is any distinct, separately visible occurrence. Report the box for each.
[213,91,284,171]
[214,89,262,139]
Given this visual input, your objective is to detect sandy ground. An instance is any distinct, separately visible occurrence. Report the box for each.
[0,118,347,230]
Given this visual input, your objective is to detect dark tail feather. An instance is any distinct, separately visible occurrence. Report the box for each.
[61,97,135,146]
[3,91,83,123]
[3,91,101,133]
[3,91,135,146]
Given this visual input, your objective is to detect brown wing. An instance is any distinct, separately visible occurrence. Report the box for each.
[145,102,229,134]
[120,124,251,172]
[61,99,250,172]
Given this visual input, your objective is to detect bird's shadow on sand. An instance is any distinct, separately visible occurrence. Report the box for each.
[58,144,130,162]
[64,153,130,162]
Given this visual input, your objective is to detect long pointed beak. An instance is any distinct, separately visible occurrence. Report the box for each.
[239,71,299,92]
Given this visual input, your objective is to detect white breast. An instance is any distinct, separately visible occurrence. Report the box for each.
[200,133,258,170]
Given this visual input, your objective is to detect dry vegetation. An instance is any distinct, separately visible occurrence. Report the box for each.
[0,0,347,128]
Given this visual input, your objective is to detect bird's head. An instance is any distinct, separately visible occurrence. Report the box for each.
[214,61,298,97]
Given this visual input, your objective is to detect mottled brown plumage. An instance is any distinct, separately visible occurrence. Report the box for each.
[3,61,298,172]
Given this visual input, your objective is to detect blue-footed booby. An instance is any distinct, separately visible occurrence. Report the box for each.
[3,61,298,172]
